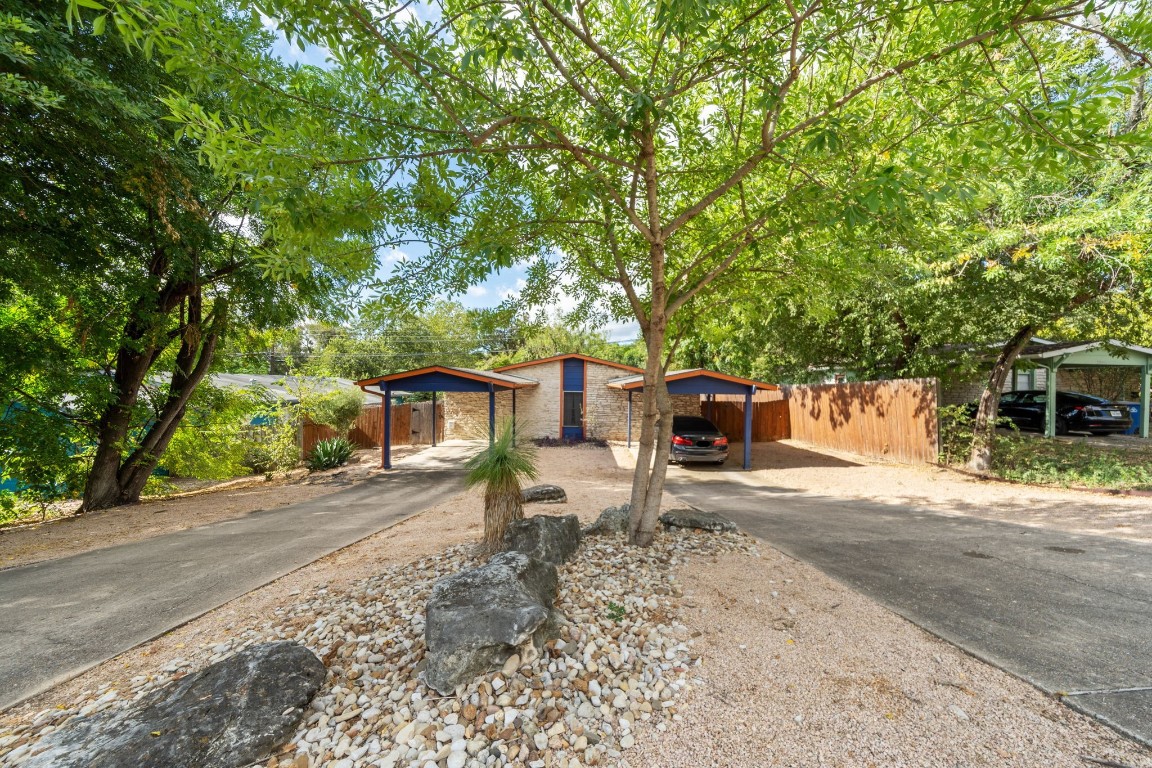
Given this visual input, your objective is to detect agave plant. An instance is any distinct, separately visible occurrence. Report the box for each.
[465,420,538,554]
[306,437,355,471]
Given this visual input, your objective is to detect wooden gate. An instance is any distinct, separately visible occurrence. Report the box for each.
[302,402,444,455]
[407,401,441,444]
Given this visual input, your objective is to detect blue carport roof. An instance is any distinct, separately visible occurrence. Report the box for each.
[355,365,538,393]
[607,368,778,395]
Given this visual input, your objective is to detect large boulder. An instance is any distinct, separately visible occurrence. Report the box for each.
[424,552,560,695]
[659,508,738,533]
[502,514,581,565]
[23,642,325,768]
[582,504,630,536]
[522,484,567,504]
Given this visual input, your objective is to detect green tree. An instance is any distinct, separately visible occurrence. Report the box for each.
[85,0,1152,542]
[0,1,373,511]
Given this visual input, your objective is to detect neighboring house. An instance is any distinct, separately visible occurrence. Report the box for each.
[209,374,379,408]
[937,338,1152,407]
[441,354,701,442]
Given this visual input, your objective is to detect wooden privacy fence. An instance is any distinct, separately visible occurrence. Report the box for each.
[784,379,938,463]
[706,378,939,464]
[702,399,791,442]
[302,402,444,456]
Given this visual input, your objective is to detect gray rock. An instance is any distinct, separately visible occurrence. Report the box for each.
[424,552,560,694]
[502,514,581,565]
[521,484,567,504]
[582,504,630,536]
[659,508,738,533]
[23,641,325,768]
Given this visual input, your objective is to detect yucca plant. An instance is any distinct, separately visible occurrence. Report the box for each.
[306,437,355,471]
[465,420,538,554]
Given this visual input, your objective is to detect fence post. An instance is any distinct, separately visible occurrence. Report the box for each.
[384,385,392,469]
[743,388,753,470]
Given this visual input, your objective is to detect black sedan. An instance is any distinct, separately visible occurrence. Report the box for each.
[991,390,1131,435]
[669,415,729,464]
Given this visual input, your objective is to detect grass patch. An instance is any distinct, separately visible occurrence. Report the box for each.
[990,435,1152,490]
[940,405,1152,491]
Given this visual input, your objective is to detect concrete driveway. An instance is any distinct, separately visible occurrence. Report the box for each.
[0,444,473,712]
[665,465,1152,746]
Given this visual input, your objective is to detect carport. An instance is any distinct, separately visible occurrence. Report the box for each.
[1016,340,1152,438]
[607,369,779,470]
[356,366,538,468]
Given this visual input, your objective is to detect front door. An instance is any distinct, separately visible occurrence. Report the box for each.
[562,391,584,440]
[562,358,585,440]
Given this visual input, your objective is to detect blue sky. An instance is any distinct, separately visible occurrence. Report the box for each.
[263,17,640,342]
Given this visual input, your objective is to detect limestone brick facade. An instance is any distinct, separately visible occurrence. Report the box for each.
[441,358,702,442]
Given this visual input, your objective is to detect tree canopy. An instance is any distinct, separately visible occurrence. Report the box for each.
[0,0,376,510]
[72,0,1152,539]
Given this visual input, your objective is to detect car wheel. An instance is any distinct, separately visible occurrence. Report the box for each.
[1055,416,1069,436]
[714,459,725,466]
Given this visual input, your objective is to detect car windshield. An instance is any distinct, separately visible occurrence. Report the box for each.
[1060,391,1109,405]
[672,416,720,433]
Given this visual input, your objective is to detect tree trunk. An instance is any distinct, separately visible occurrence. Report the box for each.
[628,311,672,546]
[967,324,1033,472]
[80,327,159,512]
[80,290,225,511]
[481,485,523,555]
[118,297,225,502]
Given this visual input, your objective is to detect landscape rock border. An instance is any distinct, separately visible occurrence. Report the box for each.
[1,530,757,768]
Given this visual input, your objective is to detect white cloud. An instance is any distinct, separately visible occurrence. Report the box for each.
[466,285,488,297]
[500,279,528,301]
[383,247,409,263]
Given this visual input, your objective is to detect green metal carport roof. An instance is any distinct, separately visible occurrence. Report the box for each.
[1016,340,1152,438]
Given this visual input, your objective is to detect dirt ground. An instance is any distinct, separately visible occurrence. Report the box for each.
[0,446,424,571]
[3,442,1149,767]
[733,440,1152,541]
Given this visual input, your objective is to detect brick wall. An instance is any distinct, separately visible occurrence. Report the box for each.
[939,375,1012,406]
[443,361,562,440]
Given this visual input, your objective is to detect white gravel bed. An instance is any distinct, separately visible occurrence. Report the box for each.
[0,528,756,768]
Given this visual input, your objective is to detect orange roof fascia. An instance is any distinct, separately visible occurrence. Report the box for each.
[494,353,643,374]
[612,369,779,391]
[355,366,536,389]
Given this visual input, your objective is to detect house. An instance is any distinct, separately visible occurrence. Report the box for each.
[442,354,699,442]
[355,354,778,469]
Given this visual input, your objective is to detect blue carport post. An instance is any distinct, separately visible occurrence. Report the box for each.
[488,383,496,446]
[743,387,754,470]
[627,391,633,449]
[383,384,392,469]
[431,391,437,446]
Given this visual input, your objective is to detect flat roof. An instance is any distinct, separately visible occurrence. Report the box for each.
[607,368,779,391]
[1017,339,1152,360]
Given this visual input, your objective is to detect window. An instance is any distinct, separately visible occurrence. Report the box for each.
[563,391,583,427]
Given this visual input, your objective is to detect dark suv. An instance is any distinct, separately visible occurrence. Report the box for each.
[992,390,1131,435]
[670,415,729,464]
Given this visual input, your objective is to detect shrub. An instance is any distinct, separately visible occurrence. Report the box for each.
[160,384,261,481]
[532,435,609,448]
[465,421,539,554]
[302,387,364,438]
[306,437,355,471]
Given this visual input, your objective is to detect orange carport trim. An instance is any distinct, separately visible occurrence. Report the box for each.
[494,353,643,374]
[355,365,537,389]
[607,369,780,391]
